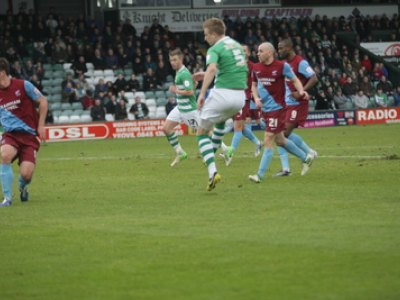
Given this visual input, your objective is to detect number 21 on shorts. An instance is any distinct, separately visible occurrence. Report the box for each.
[268,118,278,129]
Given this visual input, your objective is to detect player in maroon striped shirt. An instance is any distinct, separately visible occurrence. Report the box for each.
[0,57,48,207]
[274,38,318,177]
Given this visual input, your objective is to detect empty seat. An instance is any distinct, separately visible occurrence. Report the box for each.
[104,76,115,83]
[52,70,65,78]
[61,109,73,116]
[52,64,64,71]
[52,78,64,86]
[156,97,167,106]
[145,91,155,99]
[128,113,135,120]
[155,90,166,98]
[69,115,81,123]
[105,113,115,121]
[63,63,72,70]
[86,62,94,70]
[166,91,175,98]
[57,115,70,123]
[71,102,83,110]
[50,102,62,110]
[155,110,167,119]
[146,99,156,107]
[93,70,104,77]
[61,103,72,110]
[134,91,145,99]
[125,92,135,100]
[80,110,91,117]
[84,70,94,77]
[80,114,92,122]
[103,69,114,77]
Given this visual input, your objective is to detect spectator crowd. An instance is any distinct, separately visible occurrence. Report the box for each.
[1,6,400,123]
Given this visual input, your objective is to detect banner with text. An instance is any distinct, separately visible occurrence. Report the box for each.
[356,107,400,125]
[301,110,356,128]
[361,42,400,57]
[45,119,187,142]
[120,5,397,33]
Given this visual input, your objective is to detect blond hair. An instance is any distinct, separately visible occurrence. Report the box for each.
[203,18,226,36]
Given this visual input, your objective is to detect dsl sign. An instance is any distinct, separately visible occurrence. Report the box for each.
[46,124,109,141]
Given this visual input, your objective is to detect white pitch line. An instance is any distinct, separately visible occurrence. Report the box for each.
[41,154,396,162]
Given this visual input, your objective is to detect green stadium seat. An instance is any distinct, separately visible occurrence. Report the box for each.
[42,80,52,88]
[388,96,395,107]
[52,70,65,79]
[50,102,62,110]
[61,103,72,110]
[43,64,52,71]
[156,97,167,106]
[145,91,155,99]
[155,91,166,98]
[52,64,64,71]
[71,102,83,110]
[368,97,377,108]
[166,91,175,98]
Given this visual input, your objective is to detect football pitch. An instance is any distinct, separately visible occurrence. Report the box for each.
[1,124,399,300]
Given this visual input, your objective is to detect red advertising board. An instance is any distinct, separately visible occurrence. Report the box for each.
[45,120,187,142]
[356,107,400,125]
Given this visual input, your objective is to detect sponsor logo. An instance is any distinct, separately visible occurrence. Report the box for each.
[384,43,400,56]
[358,109,397,121]
[47,124,109,141]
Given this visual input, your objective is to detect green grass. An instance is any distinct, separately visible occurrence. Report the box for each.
[1,124,399,300]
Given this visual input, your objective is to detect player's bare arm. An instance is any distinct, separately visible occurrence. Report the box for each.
[303,74,318,92]
[290,76,309,101]
[192,72,205,82]
[37,96,48,141]
[251,81,262,108]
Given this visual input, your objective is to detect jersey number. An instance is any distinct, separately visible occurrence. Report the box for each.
[232,49,245,66]
[268,118,278,128]
[290,110,297,120]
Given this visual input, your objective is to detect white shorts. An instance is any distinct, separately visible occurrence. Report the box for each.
[166,106,199,129]
[199,88,245,131]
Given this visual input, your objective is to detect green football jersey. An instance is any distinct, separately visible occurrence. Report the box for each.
[206,36,248,89]
[175,66,197,112]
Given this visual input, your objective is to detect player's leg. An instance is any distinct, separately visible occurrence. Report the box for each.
[0,144,17,206]
[231,119,244,151]
[16,141,40,202]
[210,122,225,153]
[288,132,317,157]
[163,107,187,166]
[242,119,262,157]
[248,131,275,183]
[286,104,317,157]
[197,122,221,191]
[19,161,35,202]
[276,133,314,176]
[275,122,296,177]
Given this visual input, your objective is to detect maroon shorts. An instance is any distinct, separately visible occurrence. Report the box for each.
[249,108,261,120]
[262,108,286,133]
[1,132,41,164]
[233,100,250,121]
[285,102,309,127]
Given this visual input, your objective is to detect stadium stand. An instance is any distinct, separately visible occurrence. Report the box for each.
[1,6,399,124]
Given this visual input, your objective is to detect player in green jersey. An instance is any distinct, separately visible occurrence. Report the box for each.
[164,48,199,167]
[193,18,247,191]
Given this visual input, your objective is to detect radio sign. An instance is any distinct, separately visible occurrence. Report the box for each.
[357,108,400,125]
